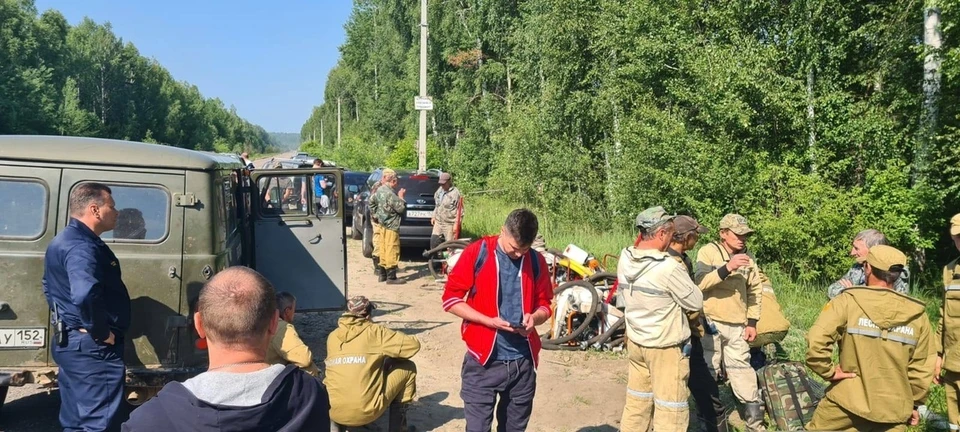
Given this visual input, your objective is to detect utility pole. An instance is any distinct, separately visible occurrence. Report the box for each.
[337,97,342,148]
[417,0,428,172]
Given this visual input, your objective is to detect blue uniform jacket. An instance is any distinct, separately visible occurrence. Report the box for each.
[42,218,131,343]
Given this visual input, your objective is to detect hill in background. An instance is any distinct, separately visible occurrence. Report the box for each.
[268,132,302,151]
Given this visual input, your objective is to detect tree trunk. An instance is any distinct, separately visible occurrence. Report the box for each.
[320,117,324,146]
[807,65,816,173]
[917,3,942,183]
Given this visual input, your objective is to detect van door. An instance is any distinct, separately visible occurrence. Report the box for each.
[0,166,61,368]
[250,169,347,311]
[58,170,185,368]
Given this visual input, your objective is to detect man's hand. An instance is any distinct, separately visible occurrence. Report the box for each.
[839,279,853,289]
[726,254,751,272]
[829,365,857,381]
[517,313,537,337]
[935,355,944,384]
[104,331,116,346]
[910,409,920,426]
[398,188,407,199]
[743,325,757,342]
[487,316,518,333]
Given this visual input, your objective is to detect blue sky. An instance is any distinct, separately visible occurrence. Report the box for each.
[34,0,353,133]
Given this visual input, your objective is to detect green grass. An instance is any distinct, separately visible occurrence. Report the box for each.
[463,196,952,431]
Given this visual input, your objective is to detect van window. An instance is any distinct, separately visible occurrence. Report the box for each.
[92,184,170,242]
[0,178,47,239]
[258,175,309,216]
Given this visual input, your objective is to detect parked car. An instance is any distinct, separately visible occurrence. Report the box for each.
[343,171,369,238]
[354,169,446,255]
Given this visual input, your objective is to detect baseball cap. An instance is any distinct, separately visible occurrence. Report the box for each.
[438,172,452,185]
[865,245,907,272]
[346,295,375,317]
[674,215,709,235]
[382,168,397,179]
[635,206,675,230]
[951,213,960,236]
[719,214,754,235]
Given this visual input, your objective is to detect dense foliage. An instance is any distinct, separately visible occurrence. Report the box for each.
[311,0,957,286]
[1,0,275,153]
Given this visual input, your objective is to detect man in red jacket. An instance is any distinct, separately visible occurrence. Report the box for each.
[442,208,554,432]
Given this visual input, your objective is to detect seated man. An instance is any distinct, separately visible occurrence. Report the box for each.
[827,229,910,298]
[324,296,420,430]
[266,291,320,377]
[122,266,330,431]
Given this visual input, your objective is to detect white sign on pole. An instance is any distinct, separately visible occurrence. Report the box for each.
[414,96,434,111]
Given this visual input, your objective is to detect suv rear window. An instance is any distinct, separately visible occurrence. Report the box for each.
[0,178,47,239]
[398,175,440,198]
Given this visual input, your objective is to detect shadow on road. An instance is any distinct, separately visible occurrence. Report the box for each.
[0,388,133,432]
[576,426,619,432]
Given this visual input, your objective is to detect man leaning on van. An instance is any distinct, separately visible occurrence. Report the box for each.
[42,182,132,431]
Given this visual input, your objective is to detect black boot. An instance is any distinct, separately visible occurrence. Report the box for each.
[378,266,388,282]
[387,401,411,432]
[743,402,766,432]
[373,257,382,276]
[385,267,406,285]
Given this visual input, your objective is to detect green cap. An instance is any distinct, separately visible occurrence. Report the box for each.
[635,206,675,230]
[866,245,907,272]
[719,213,754,235]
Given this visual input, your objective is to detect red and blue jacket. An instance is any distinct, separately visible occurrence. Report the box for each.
[441,235,554,367]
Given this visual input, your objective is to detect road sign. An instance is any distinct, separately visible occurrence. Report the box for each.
[415,96,434,111]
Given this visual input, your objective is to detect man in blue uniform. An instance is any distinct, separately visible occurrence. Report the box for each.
[42,182,131,432]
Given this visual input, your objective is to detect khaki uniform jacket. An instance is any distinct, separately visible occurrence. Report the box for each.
[324,315,421,426]
[806,287,934,424]
[935,257,960,371]
[266,319,320,377]
[694,242,762,325]
[432,186,461,226]
[619,247,703,348]
[371,186,406,231]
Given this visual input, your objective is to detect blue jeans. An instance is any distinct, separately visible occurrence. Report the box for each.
[460,354,537,432]
[53,331,125,432]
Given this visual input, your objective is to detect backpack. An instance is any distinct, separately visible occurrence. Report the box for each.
[758,360,824,431]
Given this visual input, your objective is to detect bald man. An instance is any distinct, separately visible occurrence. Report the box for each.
[122,266,331,431]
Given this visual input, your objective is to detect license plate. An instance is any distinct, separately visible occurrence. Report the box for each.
[0,328,46,349]
[406,210,433,219]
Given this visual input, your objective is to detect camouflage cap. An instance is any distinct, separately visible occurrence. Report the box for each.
[865,245,907,272]
[951,213,960,236]
[674,215,709,235]
[382,168,397,179]
[438,172,452,185]
[346,295,375,317]
[635,206,675,230]
[719,213,754,235]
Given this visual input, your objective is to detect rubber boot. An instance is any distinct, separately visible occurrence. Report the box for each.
[388,401,411,432]
[378,266,388,282]
[385,267,406,285]
[373,256,382,276]
[743,402,766,432]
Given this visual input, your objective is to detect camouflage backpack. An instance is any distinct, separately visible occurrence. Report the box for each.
[758,360,825,431]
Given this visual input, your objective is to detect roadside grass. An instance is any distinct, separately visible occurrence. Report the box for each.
[462,195,951,431]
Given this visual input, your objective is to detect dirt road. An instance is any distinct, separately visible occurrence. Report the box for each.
[0,237,629,432]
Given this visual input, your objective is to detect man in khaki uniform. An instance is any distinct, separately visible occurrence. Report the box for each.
[266,292,320,377]
[806,245,933,431]
[933,213,960,430]
[324,296,420,429]
[619,207,704,432]
[694,213,765,431]
[371,169,407,284]
[431,172,461,246]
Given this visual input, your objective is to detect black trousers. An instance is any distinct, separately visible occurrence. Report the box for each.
[461,354,537,432]
[688,335,727,432]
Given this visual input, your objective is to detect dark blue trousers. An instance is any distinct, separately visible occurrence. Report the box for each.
[52,331,125,432]
[460,354,537,432]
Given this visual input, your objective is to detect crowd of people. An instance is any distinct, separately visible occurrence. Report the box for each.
[38,172,960,432]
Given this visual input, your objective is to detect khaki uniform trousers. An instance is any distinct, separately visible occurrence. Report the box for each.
[372,222,383,258]
[432,222,455,241]
[805,397,905,432]
[701,320,760,405]
[943,371,960,431]
[620,339,690,432]
[333,359,418,427]
[380,227,401,269]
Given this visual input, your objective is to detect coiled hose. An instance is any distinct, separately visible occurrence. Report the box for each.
[422,239,472,279]
[541,280,600,350]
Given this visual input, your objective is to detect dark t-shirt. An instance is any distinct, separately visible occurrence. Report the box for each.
[493,245,531,361]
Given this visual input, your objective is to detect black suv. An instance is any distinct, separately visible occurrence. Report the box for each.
[343,171,369,238]
[354,169,441,255]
